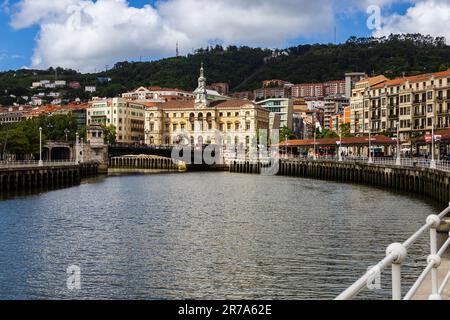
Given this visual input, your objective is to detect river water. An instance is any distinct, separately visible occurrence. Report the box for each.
[0,172,443,299]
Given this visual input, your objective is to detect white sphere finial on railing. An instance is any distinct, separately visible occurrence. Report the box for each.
[427,254,442,268]
[386,243,408,264]
[426,215,441,229]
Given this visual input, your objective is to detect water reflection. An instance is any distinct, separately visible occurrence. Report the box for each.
[0,172,443,299]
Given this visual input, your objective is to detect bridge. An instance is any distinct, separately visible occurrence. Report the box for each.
[108,144,228,171]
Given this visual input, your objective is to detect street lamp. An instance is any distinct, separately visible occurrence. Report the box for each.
[64,128,70,142]
[313,128,317,161]
[285,134,288,159]
[368,127,373,164]
[39,127,43,166]
[430,117,436,169]
[396,120,401,166]
[338,131,343,162]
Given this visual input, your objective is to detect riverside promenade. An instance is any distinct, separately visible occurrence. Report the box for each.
[0,160,99,192]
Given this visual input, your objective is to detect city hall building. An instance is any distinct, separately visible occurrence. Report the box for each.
[144,64,271,149]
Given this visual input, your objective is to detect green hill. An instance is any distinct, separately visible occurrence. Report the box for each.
[1,34,450,106]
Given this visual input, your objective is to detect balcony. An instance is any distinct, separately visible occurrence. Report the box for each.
[388,113,399,119]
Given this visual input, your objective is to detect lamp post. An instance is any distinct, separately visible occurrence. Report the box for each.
[313,128,317,161]
[430,117,436,169]
[368,127,373,164]
[396,120,401,166]
[64,128,70,142]
[338,131,343,162]
[285,134,288,159]
[38,127,43,166]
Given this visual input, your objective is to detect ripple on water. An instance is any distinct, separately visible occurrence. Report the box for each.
[0,172,443,299]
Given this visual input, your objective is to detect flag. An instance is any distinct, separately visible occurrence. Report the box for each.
[314,114,323,133]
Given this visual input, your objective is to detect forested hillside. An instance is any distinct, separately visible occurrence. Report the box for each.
[1,34,449,106]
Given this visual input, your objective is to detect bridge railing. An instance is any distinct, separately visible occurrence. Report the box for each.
[336,205,450,300]
[0,160,77,168]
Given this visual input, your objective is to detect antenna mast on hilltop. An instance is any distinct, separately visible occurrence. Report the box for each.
[176,42,179,57]
[334,26,337,44]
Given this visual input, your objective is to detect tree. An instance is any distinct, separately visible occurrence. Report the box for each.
[279,126,296,141]
[37,114,79,141]
[339,123,352,137]
[102,125,117,145]
[315,129,339,139]
[0,119,46,159]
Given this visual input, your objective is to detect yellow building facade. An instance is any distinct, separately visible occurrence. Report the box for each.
[144,65,271,150]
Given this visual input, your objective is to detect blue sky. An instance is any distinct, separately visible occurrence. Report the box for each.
[0,0,444,72]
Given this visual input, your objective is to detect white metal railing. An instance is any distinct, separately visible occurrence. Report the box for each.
[0,160,77,168]
[336,205,450,300]
[280,156,450,172]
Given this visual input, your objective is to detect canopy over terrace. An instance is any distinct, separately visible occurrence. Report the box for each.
[278,135,397,157]
[411,129,450,158]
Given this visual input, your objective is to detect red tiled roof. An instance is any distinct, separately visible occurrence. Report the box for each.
[432,70,450,79]
[371,69,450,89]
[210,99,256,109]
[160,100,195,110]
[278,135,396,147]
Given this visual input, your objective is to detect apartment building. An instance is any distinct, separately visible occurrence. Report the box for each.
[230,91,254,101]
[122,86,194,102]
[87,97,145,144]
[350,75,389,135]
[292,83,325,99]
[324,80,346,97]
[256,98,294,130]
[207,83,229,96]
[350,70,450,141]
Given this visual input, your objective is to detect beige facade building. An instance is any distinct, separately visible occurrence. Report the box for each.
[122,86,194,102]
[144,65,271,150]
[350,70,450,141]
[87,97,146,144]
[350,75,389,135]
[352,70,450,141]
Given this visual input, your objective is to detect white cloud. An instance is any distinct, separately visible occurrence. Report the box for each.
[9,0,339,71]
[8,0,421,72]
[1,0,10,13]
[374,0,450,40]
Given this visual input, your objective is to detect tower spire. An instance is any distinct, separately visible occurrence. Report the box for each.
[194,62,208,107]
